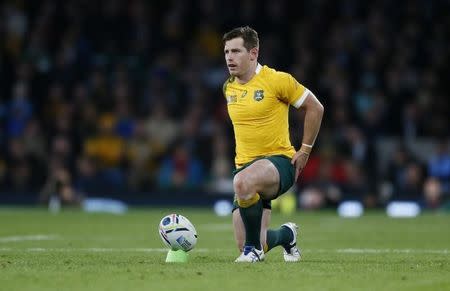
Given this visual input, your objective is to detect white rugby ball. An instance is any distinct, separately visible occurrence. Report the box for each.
[158,214,198,252]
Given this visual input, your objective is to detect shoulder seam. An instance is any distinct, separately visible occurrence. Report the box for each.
[222,76,234,96]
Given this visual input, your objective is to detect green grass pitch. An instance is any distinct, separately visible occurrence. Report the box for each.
[0,207,449,291]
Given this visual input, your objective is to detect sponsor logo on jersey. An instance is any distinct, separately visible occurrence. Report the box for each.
[227,95,237,104]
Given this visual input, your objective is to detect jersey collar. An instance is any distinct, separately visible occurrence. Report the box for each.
[255,63,262,74]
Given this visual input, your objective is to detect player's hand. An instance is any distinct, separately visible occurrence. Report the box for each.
[291,150,310,182]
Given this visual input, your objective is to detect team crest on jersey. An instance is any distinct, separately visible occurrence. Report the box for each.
[254,90,264,101]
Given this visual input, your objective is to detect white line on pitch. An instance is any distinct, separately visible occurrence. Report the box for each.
[198,224,232,231]
[0,248,448,254]
[0,235,59,243]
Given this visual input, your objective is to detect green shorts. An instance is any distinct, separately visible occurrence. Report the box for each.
[231,155,296,211]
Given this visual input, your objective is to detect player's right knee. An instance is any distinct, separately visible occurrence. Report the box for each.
[233,174,252,197]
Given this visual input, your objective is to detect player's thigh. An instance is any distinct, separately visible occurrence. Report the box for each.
[235,159,280,200]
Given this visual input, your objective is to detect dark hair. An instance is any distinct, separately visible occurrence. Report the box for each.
[223,26,259,51]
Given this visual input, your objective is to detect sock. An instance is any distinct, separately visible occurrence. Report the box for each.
[264,226,294,252]
[238,194,263,250]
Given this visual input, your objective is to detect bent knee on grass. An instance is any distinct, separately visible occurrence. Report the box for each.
[233,159,280,200]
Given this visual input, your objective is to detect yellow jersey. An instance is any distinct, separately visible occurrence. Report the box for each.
[223,64,309,167]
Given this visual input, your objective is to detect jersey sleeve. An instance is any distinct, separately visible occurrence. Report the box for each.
[276,72,309,108]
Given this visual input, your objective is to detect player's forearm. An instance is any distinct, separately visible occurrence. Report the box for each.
[299,92,324,153]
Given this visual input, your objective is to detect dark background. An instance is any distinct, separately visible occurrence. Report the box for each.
[0,0,449,209]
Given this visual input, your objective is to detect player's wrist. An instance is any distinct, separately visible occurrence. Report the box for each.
[299,143,313,155]
[299,149,310,155]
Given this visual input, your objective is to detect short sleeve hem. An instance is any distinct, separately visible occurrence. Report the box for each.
[292,89,310,108]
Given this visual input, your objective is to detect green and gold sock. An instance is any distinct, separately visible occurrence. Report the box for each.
[264,226,294,252]
[238,194,263,250]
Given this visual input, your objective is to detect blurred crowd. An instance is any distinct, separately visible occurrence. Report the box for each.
[0,0,449,209]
